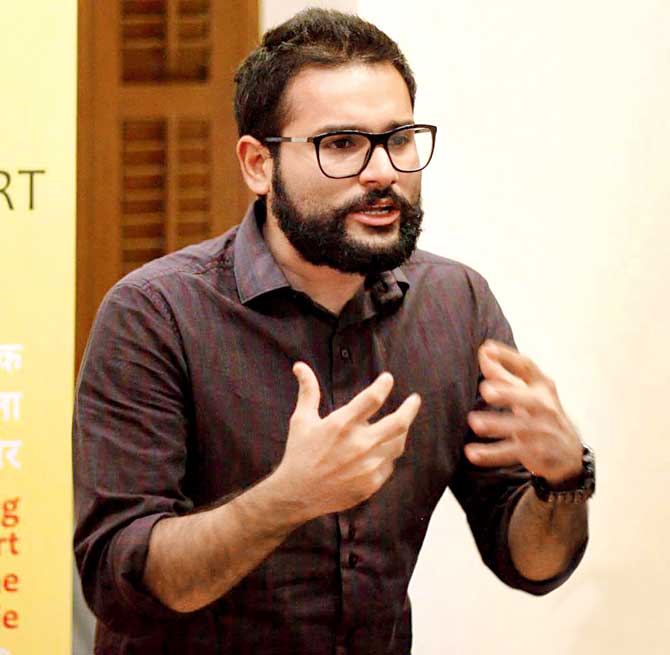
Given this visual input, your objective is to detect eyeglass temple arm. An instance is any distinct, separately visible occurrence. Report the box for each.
[263,137,311,143]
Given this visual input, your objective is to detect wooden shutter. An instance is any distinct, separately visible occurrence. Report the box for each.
[122,0,212,83]
[121,119,167,275]
[77,0,258,369]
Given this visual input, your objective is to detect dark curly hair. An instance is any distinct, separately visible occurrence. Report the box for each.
[234,8,417,142]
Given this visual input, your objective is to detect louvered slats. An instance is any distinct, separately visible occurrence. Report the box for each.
[120,0,213,272]
[122,120,166,274]
[122,0,210,82]
[177,119,211,249]
[122,1,165,82]
[121,117,211,273]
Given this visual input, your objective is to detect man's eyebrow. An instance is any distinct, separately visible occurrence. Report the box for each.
[313,120,415,134]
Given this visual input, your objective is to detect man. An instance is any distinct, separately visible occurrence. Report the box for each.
[73,9,593,654]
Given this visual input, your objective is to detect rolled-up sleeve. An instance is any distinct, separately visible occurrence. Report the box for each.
[450,455,586,595]
[450,272,586,595]
[73,281,194,634]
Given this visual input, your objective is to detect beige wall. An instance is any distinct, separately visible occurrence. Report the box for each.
[261,0,357,30]
[265,1,670,653]
[356,1,670,653]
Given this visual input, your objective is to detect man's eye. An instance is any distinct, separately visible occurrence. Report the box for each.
[325,137,356,150]
[390,134,411,147]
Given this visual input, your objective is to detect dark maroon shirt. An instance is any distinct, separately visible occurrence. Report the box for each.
[73,201,584,654]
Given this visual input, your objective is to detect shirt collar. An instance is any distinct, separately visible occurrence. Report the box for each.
[234,201,291,304]
[234,200,410,307]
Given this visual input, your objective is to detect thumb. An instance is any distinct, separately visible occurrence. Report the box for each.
[293,361,321,417]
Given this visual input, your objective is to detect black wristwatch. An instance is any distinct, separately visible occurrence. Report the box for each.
[531,444,596,504]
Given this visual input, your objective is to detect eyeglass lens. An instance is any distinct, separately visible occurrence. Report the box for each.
[318,126,434,178]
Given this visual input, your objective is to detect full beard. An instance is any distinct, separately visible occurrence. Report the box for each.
[270,165,423,276]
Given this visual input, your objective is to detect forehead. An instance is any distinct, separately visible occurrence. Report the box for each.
[281,62,414,134]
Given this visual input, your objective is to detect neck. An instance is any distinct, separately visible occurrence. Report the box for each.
[262,214,364,316]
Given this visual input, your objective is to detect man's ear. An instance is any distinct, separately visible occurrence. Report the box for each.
[236,135,272,196]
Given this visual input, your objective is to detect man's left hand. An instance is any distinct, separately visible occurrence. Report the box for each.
[465,340,583,485]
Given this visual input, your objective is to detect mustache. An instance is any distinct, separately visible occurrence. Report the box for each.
[336,188,417,218]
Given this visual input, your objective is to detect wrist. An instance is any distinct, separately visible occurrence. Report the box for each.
[531,445,596,504]
[254,469,314,528]
[542,463,584,489]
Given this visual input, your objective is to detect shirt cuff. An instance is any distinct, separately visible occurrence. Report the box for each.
[493,483,589,595]
[110,513,186,623]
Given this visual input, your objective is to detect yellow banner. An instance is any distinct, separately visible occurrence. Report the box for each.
[0,2,76,653]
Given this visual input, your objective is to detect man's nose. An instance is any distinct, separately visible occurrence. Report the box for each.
[357,144,399,187]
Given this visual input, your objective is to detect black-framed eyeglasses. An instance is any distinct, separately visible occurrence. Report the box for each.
[263,123,437,179]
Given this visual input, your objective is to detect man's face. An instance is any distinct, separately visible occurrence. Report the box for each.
[267,63,424,275]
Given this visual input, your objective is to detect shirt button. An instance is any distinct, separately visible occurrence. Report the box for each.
[340,347,350,359]
[348,552,358,568]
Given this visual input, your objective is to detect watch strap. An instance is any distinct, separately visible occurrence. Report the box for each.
[531,445,595,504]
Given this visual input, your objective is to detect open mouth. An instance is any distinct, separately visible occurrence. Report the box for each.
[349,201,400,226]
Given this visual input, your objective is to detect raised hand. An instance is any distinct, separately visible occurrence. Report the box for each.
[272,362,422,521]
[465,340,583,485]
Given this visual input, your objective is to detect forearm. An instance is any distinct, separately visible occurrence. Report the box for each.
[508,485,588,581]
[142,364,419,613]
[142,473,306,613]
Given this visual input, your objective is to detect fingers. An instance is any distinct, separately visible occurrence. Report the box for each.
[292,362,321,417]
[356,458,396,498]
[469,408,556,438]
[479,340,544,386]
[478,341,523,386]
[335,372,395,424]
[374,460,396,489]
[464,439,519,468]
[355,394,422,471]
[373,432,407,462]
[479,380,549,414]
[468,409,523,437]
[372,393,422,443]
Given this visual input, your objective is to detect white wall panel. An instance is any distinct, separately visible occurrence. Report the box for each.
[261,0,357,30]
[356,2,670,653]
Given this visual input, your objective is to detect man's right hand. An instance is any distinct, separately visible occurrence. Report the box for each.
[271,362,422,522]
[143,362,420,612]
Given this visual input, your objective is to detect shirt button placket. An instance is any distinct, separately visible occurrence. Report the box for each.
[331,331,357,652]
